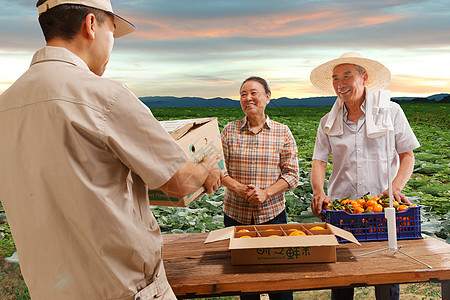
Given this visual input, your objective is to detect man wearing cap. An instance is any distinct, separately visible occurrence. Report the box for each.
[309,53,420,300]
[0,1,222,299]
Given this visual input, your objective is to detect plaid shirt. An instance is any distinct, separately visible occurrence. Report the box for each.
[221,116,299,224]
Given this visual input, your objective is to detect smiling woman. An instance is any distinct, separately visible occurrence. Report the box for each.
[239,76,272,132]
[221,76,300,300]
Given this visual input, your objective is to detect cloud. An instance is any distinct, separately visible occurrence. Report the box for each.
[201,77,235,85]
[389,75,450,96]
[127,3,409,41]
[1,0,449,98]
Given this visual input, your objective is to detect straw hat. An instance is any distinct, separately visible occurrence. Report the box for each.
[310,52,391,94]
[37,0,135,38]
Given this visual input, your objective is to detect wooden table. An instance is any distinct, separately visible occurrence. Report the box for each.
[162,233,450,299]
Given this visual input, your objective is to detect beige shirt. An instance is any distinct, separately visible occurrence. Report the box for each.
[0,47,188,299]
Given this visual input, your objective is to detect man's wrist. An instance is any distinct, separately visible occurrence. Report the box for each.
[313,189,326,197]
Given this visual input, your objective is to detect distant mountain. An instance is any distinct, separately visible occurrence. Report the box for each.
[140,96,337,107]
[392,93,450,104]
[428,93,450,101]
[268,96,336,107]
[140,93,449,107]
[139,96,240,108]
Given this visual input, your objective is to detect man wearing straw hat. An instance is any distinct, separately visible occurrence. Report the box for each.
[0,1,222,299]
[309,53,420,300]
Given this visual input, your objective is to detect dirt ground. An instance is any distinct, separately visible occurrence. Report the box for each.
[259,285,442,300]
[292,282,442,299]
[0,260,443,300]
[0,260,29,300]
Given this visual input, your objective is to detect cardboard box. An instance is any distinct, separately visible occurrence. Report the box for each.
[149,117,226,207]
[205,223,360,265]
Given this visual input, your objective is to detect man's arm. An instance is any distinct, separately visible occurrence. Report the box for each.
[158,154,222,198]
[311,159,330,218]
[378,150,415,203]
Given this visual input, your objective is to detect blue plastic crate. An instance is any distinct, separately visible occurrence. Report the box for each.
[322,206,422,242]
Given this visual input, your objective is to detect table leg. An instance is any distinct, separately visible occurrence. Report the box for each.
[374,284,390,299]
[442,280,449,300]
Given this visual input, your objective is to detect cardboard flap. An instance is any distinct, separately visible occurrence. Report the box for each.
[229,235,339,249]
[327,224,361,246]
[160,118,213,140]
[204,227,234,244]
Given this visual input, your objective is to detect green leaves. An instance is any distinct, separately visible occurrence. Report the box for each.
[150,105,449,242]
[151,187,226,234]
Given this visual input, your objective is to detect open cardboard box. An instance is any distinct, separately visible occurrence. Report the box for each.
[205,222,361,265]
[149,117,226,207]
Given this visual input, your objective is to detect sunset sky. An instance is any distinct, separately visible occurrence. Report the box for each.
[1,0,449,100]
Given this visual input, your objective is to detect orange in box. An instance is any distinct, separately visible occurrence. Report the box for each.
[205,223,360,265]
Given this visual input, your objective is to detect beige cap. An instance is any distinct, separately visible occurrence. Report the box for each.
[310,52,391,94]
[37,0,136,38]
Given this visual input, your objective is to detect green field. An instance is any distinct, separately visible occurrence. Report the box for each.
[150,104,450,237]
[0,103,449,299]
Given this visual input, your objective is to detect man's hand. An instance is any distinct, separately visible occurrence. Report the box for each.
[377,189,411,204]
[158,153,223,198]
[245,185,269,205]
[311,191,330,219]
[201,154,223,194]
[311,159,329,219]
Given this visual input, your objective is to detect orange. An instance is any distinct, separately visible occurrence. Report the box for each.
[268,235,279,237]
[239,235,251,238]
[354,206,364,214]
[352,203,361,210]
[238,229,249,232]
[310,226,325,230]
[409,203,417,207]
[373,204,383,213]
[398,205,408,212]
[357,199,366,206]
[323,202,332,210]
[366,199,377,207]
[289,230,306,236]
[265,229,275,231]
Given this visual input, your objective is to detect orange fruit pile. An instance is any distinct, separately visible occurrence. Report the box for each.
[323,193,418,214]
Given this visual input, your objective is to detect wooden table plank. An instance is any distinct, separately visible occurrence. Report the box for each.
[162,233,450,298]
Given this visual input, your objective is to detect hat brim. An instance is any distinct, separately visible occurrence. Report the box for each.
[310,56,391,94]
[112,13,135,38]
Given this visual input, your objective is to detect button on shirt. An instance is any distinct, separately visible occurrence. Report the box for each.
[313,101,420,200]
[0,47,188,299]
[221,116,299,224]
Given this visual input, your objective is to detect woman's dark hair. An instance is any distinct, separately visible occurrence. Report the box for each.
[37,4,108,42]
[240,76,271,95]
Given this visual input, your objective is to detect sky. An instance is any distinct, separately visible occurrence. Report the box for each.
[1,0,449,100]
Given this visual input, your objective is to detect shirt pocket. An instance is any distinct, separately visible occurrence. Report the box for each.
[366,135,396,162]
